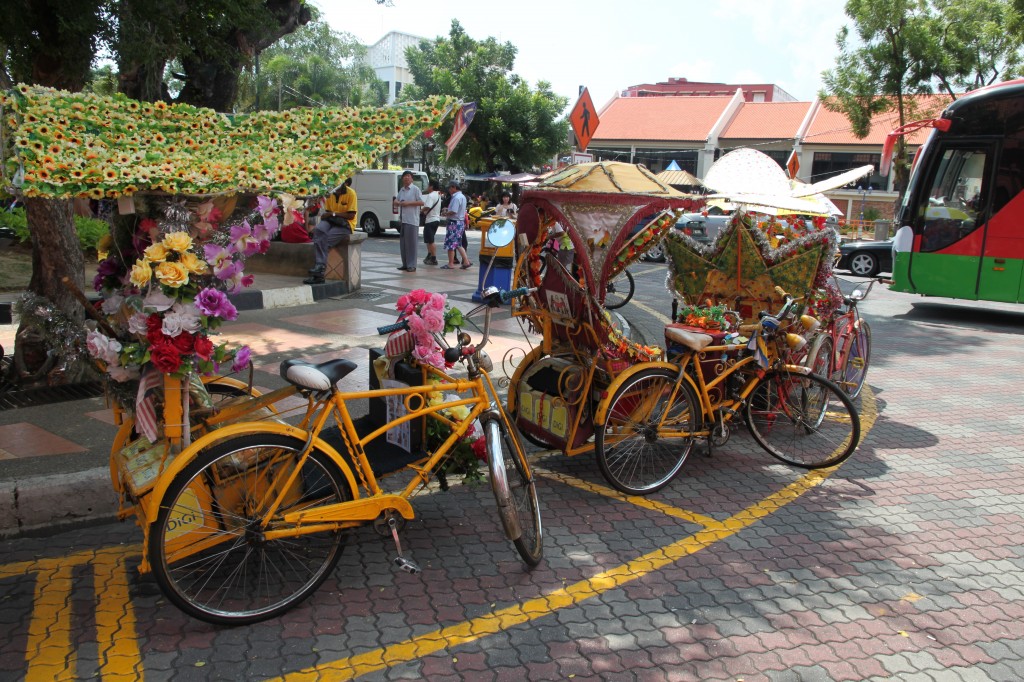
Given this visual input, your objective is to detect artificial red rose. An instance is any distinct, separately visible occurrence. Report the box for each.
[471,436,488,462]
[171,332,195,354]
[149,342,183,374]
[193,335,215,361]
[145,314,165,344]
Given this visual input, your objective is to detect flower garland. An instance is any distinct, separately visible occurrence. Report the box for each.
[1,84,457,198]
[85,196,282,386]
[675,302,729,330]
[664,210,842,319]
[425,378,487,485]
[393,289,464,370]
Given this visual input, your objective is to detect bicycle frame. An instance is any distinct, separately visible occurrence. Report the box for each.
[141,299,530,570]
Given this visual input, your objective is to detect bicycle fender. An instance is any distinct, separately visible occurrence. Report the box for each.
[593,362,698,426]
[142,422,361,525]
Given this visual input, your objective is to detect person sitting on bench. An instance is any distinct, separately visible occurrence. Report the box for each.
[304,179,356,284]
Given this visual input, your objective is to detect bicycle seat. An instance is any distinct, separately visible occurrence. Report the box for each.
[280,358,357,391]
[664,325,714,352]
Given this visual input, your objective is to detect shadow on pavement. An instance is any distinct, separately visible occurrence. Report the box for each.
[899,301,1024,332]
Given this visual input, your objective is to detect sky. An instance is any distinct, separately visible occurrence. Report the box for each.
[314,0,851,111]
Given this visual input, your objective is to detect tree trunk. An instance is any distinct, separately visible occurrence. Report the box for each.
[13,198,88,386]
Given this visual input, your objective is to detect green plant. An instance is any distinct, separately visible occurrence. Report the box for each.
[1,207,29,240]
[863,207,883,222]
[74,215,110,252]
[0,207,109,252]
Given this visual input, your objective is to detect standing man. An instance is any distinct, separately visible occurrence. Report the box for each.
[394,170,423,272]
[441,181,472,270]
[304,179,356,284]
[420,180,443,265]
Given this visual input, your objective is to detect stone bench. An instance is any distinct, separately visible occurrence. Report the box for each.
[245,232,367,292]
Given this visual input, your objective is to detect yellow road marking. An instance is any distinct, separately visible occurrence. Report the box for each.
[93,548,144,681]
[535,467,726,530]
[24,562,75,682]
[628,299,672,325]
[2,544,143,681]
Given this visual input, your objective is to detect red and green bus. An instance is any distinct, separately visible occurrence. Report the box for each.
[886,79,1024,303]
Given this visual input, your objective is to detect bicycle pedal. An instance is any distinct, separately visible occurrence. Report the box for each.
[392,556,422,575]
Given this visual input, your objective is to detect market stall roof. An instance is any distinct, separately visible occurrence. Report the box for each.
[790,165,874,196]
[489,172,537,183]
[533,161,688,197]
[703,147,792,196]
[1,84,458,198]
[702,147,870,215]
[655,169,703,187]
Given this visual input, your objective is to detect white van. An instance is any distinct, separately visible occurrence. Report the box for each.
[351,169,429,236]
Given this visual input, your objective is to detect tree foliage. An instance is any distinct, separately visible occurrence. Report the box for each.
[235,19,386,111]
[403,20,569,173]
[0,0,316,382]
[114,0,312,110]
[821,0,1024,195]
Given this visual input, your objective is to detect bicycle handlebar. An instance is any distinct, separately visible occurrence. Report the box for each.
[376,320,409,335]
[499,287,532,303]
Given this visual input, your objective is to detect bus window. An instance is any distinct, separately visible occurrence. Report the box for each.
[993,140,1024,214]
[919,148,988,252]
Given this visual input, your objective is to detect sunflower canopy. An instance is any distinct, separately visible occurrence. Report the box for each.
[1,84,457,199]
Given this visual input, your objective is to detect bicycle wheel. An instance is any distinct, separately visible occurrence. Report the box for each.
[745,370,860,469]
[837,321,872,399]
[603,269,635,310]
[149,433,352,625]
[486,418,543,566]
[596,368,698,495]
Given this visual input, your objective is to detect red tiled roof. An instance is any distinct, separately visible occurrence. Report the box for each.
[720,101,813,140]
[592,97,733,142]
[805,95,952,145]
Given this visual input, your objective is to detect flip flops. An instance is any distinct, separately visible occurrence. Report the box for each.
[460,262,474,269]
[440,264,454,269]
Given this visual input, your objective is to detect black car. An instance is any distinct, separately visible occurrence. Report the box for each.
[837,238,893,277]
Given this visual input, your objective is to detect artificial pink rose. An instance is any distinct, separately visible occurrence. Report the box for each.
[421,308,445,333]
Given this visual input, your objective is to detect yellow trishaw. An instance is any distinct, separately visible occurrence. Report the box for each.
[505,162,704,491]
[505,161,855,495]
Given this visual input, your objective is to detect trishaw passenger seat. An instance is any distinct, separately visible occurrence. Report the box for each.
[280,358,358,391]
[664,326,714,353]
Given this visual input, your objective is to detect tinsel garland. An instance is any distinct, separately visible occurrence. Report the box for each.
[12,292,102,386]
[664,210,842,317]
[159,199,193,235]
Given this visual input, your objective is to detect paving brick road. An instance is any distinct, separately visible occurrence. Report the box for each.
[1,242,1023,680]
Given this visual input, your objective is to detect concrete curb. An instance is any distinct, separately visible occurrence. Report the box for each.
[0,467,117,538]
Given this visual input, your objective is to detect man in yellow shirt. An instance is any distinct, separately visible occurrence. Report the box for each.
[304,179,357,284]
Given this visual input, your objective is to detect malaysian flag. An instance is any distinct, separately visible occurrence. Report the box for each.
[445,102,477,159]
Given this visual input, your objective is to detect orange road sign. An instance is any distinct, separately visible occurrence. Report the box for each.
[570,88,599,153]
[787,150,800,178]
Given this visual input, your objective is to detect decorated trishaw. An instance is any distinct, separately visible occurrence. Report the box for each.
[505,163,702,467]
[507,155,866,494]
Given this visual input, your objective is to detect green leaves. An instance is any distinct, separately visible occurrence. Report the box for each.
[402,20,570,173]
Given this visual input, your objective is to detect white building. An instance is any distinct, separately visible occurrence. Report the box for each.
[366,31,426,104]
